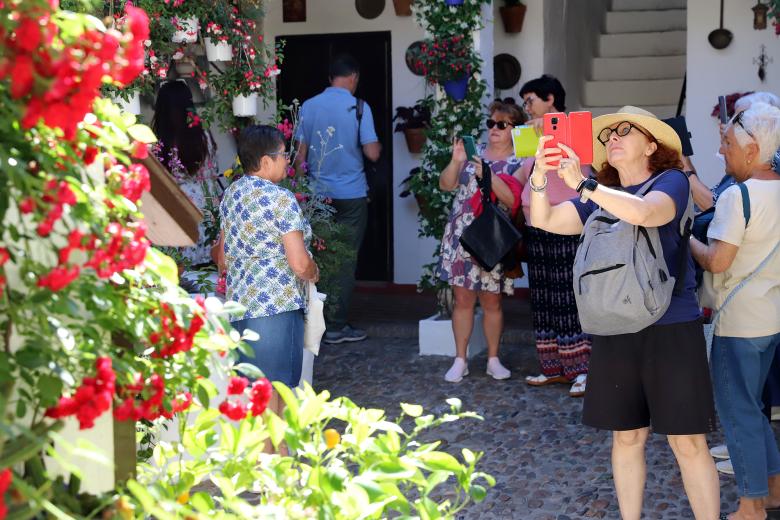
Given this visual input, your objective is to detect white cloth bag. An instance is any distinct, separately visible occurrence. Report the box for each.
[303,281,327,356]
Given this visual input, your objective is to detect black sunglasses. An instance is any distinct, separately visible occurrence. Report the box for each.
[731,111,755,139]
[486,119,512,130]
[597,121,656,146]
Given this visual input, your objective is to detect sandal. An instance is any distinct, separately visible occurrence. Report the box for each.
[525,374,568,386]
[569,374,587,397]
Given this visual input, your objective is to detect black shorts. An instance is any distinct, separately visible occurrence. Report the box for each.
[582,319,717,435]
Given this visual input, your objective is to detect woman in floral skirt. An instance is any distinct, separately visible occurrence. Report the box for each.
[437,99,524,383]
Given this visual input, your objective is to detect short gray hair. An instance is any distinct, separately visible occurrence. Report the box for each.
[735,91,780,112]
[732,102,780,164]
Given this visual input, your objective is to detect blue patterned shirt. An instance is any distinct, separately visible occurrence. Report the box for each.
[220,175,312,319]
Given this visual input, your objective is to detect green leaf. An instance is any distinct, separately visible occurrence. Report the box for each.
[14,348,45,369]
[265,411,286,449]
[400,403,423,418]
[37,374,63,405]
[127,124,158,144]
[417,451,462,473]
[469,484,487,502]
[234,362,264,380]
[145,248,179,284]
[190,491,215,512]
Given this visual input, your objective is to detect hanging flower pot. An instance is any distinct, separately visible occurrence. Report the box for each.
[403,128,427,153]
[500,4,527,33]
[204,38,233,61]
[445,0,464,5]
[172,17,199,43]
[442,76,469,101]
[112,91,141,115]
[232,93,258,117]
[174,59,195,75]
[392,0,413,15]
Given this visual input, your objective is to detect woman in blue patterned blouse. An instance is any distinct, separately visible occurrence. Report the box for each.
[220,125,319,396]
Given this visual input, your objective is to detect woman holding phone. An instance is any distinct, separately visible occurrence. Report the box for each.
[517,75,592,397]
[436,99,524,383]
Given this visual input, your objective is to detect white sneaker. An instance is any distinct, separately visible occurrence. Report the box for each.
[445,358,469,383]
[486,357,510,380]
[710,444,729,459]
[716,459,734,475]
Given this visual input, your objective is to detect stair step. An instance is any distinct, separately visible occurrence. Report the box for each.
[612,0,686,11]
[591,55,686,80]
[585,105,680,119]
[605,9,687,33]
[583,78,685,107]
[598,30,686,57]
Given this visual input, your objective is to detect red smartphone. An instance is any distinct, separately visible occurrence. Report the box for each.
[543,112,568,168]
[568,111,593,165]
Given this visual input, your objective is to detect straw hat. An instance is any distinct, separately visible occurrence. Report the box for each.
[591,106,682,169]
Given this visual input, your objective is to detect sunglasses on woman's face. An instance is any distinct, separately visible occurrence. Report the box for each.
[486,119,512,130]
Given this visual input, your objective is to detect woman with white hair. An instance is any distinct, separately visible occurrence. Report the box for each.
[691,102,780,520]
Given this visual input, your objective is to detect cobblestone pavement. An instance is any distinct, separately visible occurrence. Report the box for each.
[313,336,780,520]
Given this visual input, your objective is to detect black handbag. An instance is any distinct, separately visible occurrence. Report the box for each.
[459,161,523,271]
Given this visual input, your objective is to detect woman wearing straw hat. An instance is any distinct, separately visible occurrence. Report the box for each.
[529,106,720,519]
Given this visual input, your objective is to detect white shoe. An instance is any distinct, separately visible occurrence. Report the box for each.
[569,374,587,397]
[445,358,469,383]
[710,444,729,459]
[486,357,510,380]
[716,459,734,475]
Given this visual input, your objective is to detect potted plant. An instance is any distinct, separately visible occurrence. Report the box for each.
[136,0,214,43]
[392,0,413,16]
[393,104,431,153]
[500,0,527,33]
[445,0,465,5]
[409,36,474,101]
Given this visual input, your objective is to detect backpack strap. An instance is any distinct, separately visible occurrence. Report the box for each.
[355,98,364,149]
[737,182,751,226]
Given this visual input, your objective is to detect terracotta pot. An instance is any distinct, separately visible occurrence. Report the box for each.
[500,4,527,33]
[403,128,427,153]
[392,0,413,16]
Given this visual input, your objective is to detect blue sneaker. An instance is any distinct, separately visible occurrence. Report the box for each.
[323,325,367,344]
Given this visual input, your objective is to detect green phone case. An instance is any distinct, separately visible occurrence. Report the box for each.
[511,125,540,158]
[461,135,477,161]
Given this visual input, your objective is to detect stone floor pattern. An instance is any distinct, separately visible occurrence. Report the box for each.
[313,336,780,520]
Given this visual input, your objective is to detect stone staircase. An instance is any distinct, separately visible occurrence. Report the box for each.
[583,0,687,118]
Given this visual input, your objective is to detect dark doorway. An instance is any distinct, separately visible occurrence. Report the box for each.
[276,31,393,282]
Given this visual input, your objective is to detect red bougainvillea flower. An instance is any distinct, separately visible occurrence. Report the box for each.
[131,141,148,159]
[18,197,36,214]
[0,467,11,520]
[114,373,189,422]
[250,378,272,416]
[148,302,205,358]
[45,357,115,429]
[227,376,249,395]
[37,264,80,291]
[219,399,248,421]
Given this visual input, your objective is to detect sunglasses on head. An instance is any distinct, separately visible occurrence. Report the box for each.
[731,111,755,140]
[486,119,512,130]
[597,121,656,146]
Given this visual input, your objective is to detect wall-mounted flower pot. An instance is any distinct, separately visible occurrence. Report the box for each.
[445,0,464,5]
[174,59,195,75]
[232,93,258,117]
[172,17,199,43]
[204,38,233,61]
[392,0,413,15]
[442,76,469,101]
[113,91,141,115]
[403,128,427,153]
[500,4,527,33]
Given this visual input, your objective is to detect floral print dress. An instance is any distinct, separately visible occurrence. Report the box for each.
[436,145,524,295]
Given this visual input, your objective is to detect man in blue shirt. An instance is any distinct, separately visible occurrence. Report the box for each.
[295,53,381,344]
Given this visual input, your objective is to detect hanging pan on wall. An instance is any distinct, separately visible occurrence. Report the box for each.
[708,0,733,50]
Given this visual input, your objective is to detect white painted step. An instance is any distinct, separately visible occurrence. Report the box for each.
[591,55,686,80]
[585,105,679,119]
[606,9,687,33]
[612,0,686,11]
[583,78,684,107]
[598,30,686,57]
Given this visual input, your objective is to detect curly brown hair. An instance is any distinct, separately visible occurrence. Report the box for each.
[595,141,683,187]
[488,99,526,126]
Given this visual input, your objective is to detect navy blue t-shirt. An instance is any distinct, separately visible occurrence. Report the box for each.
[570,169,701,325]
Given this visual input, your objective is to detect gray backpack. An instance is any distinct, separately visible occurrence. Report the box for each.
[573,171,693,336]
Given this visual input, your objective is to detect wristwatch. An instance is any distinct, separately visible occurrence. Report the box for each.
[576,178,598,203]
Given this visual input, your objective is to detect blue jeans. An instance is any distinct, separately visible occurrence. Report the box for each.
[231,310,303,387]
[711,333,780,497]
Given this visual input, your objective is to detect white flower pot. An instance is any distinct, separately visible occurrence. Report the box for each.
[418,310,487,357]
[112,91,141,115]
[204,38,233,61]
[232,93,258,117]
[172,17,199,43]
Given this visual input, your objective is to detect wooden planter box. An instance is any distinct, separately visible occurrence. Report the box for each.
[500,4,527,33]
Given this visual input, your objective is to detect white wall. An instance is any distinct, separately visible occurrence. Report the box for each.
[686,0,779,186]
[492,0,546,99]
[261,0,438,285]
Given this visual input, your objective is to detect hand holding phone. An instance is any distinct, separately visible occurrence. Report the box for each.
[542,111,593,167]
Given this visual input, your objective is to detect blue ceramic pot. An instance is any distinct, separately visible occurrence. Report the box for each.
[442,76,469,101]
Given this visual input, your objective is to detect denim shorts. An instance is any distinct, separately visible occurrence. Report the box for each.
[231,309,304,387]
